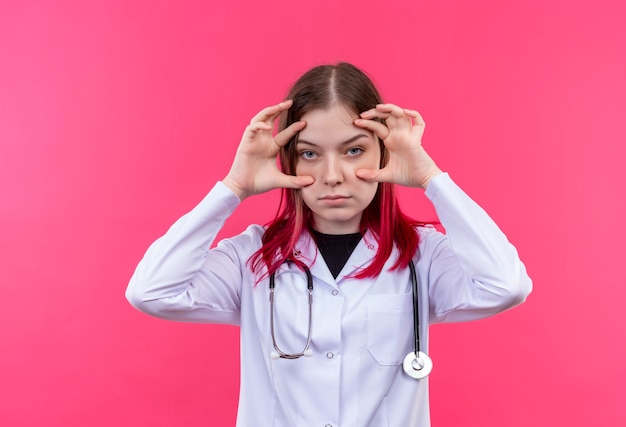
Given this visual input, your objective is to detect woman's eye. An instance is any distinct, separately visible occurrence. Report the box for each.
[300,150,316,159]
[346,147,363,156]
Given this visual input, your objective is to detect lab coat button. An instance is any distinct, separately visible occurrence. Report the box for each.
[326,352,334,359]
[325,424,333,427]
[331,290,339,296]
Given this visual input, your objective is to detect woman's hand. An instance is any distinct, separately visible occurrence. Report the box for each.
[354,104,442,189]
[223,100,314,200]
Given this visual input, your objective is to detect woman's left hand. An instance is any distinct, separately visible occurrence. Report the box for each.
[354,104,442,189]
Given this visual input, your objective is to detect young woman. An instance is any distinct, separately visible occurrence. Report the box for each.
[126,62,532,427]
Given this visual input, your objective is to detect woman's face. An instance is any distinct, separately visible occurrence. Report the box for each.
[295,103,381,234]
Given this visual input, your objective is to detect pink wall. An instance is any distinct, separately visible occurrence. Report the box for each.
[1,0,625,425]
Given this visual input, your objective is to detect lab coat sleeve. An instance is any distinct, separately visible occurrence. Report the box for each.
[125,181,254,325]
[422,173,532,323]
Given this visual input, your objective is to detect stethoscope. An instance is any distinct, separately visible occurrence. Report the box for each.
[268,260,433,379]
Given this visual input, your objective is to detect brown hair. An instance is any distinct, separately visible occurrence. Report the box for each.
[279,62,387,175]
[249,62,421,279]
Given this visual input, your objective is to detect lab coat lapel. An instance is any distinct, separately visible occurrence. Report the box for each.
[337,229,378,279]
[292,229,380,286]
[292,231,336,287]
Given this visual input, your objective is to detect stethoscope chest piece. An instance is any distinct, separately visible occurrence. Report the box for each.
[403,351,433,379]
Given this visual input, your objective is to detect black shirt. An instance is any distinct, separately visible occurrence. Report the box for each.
[310,229,362,279]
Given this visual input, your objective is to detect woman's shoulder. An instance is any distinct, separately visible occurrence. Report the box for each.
[416,223,440,236]
[415,223,446,251]
[214,223,267,253]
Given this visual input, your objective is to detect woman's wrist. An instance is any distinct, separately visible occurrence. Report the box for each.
[418,167,444,189]
[222,176,249,201]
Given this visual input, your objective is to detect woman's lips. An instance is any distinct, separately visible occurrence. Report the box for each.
[321,195,349,200]
[320,195,350,205]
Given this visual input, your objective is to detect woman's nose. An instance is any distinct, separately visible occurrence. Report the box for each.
[323,158,343,186]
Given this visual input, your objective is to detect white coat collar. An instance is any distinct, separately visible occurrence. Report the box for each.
[291,229,379,288]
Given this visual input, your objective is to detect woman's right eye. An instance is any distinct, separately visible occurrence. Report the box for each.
[300,150,316,160]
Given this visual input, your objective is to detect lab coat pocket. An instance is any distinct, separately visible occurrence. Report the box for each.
[366,293,414,366]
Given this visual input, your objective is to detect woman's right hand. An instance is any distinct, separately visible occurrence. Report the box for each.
[222,100,314,200]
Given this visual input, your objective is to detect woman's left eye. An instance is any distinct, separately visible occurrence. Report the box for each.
[346,147,363,156]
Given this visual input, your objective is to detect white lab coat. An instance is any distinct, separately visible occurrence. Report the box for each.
[126,173,532,427]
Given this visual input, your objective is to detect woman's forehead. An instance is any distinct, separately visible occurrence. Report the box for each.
[297,104,371,145]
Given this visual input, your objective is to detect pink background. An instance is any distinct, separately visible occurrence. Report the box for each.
[1,0,625,425]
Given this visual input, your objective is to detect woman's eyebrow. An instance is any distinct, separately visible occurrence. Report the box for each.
[296,134,370,147]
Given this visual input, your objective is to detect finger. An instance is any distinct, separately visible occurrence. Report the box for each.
[274,120,306,147]
[402,108,425,127]
[249,122,273,131]
[243,122,273,139]
[353,118,390,140]
[249,100,293,125]
[360,109,392,120]
[274,174,315,189]
[376,105,415,131]
[361,104,411,123]
[355,167,394,183]
[360,104,406,121]
[375,103,406,118]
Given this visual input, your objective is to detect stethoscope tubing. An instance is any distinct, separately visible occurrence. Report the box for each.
[408,260,421,355]
[269,264,314,359]
[269,259,432,378]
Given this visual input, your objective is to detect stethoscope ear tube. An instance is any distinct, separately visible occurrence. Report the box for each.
[403,261,433,379]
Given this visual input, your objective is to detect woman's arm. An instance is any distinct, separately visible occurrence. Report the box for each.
[125,182,247,325]
[355,104,531,321]
[422,173,532,323]
[126,100,314,324]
